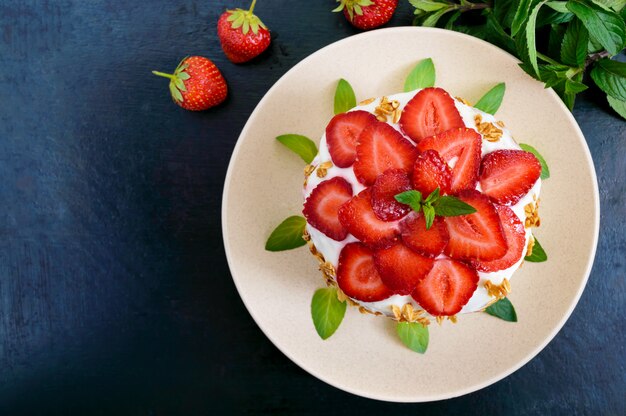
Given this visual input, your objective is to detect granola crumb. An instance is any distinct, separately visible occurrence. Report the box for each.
[456,96,472,106]
[475,114,504,142]
[484,278,511,300]
[359,97,376,106]
[526,235,535,257]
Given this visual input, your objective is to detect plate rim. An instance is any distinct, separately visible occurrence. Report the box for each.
[221,26,600,402]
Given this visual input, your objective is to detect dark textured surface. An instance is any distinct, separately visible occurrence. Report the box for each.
[0,1,624,415]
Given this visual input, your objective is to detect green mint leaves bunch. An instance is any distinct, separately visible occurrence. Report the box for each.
[395,188,477,229]
[409,0,626,119]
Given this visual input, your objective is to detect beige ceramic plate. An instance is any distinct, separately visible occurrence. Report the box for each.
[222,27,599,402]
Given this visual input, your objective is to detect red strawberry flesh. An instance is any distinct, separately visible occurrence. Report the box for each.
[303,177,353,241]
[412,149,452,195]
[337,243,393,302]
[417,128,481,193]
[326,111,377,168]
[411,258,479,316]
[399,87,465,142]
[338,189,400,248]
[400,212,449,257]
[444,189,507,261]
[479,149,542,205]
[354,121,418,186]
[373,242,434,295]
[370,169,412,221]
[471,204,526,272]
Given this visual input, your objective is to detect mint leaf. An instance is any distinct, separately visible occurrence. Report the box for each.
[546,1,571,13]
[474,83,506,114]
[395,190,423,212]
[511,0,534,36]
[396,322,429,354]
[607,95,626,119]
[564,78,589,94]
[525,236,548,262]
[424,187,440,204]
[433,196,477,216]
[561,18,589,66]
[409,0,448,12]
[276,134,318,164]
[423,204,435,230]
[590,0,623,12]
[421,8,451,27]
[519,143,551,179]
[404,58,436,92]
[265,216,307,251]
[311,287,347,340]
[590,58,626,101]
[485,297,518,322]
[525,0,549,76]
[566,0,626,56]
[334,78,357,115]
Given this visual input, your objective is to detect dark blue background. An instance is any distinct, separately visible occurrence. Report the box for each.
[1,1,624,414]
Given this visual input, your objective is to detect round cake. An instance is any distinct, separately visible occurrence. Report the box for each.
[302,87,542,320]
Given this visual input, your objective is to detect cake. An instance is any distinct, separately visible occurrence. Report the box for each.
[302,87,542,321]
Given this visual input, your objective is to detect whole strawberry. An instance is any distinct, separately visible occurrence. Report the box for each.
[332,0,398,30]
[152,56,227,111]
[217,0,271,64]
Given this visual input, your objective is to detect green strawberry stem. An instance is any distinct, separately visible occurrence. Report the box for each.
[248,0,257,15]
[152,70,175,80]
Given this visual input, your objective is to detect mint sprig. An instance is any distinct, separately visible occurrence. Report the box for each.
[485,297,518,322]
[265,216,307,251]
[395,188,476,230]
[276,134,318,164]
[525,235,548,262]
[404,58,436,92]
[409,0,626,119]
[334,78,357,115]
[311,287,347,340]
[474,82,506,114]
[396,322,429,354]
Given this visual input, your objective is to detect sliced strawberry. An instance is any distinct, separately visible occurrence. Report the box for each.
[373,243,434,295]
[411,258,479,316]
[337,242,393,302]
[412,149,452,195]
[338,189,400,248]
[399,87,465,143]
[325,111,377,168]
[444,189,507,261]
[400,212,449,257]
[479,149,542,205]
[353,121,418,186]
[302,177,353,241]
[471,205,526,272]
[417,128,481,193]
[371,169,412,221]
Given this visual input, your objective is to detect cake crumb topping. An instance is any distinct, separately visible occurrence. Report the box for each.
[526,234,535,257]
[320,261,336,279]
[374,96,401,123]
[455,96,472,106]
[524,197,541,228]
[303,164,315,186]
[474,114,503,142]
[391,303,430,326]
[484,278,511,300]
[316,161,333,178]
